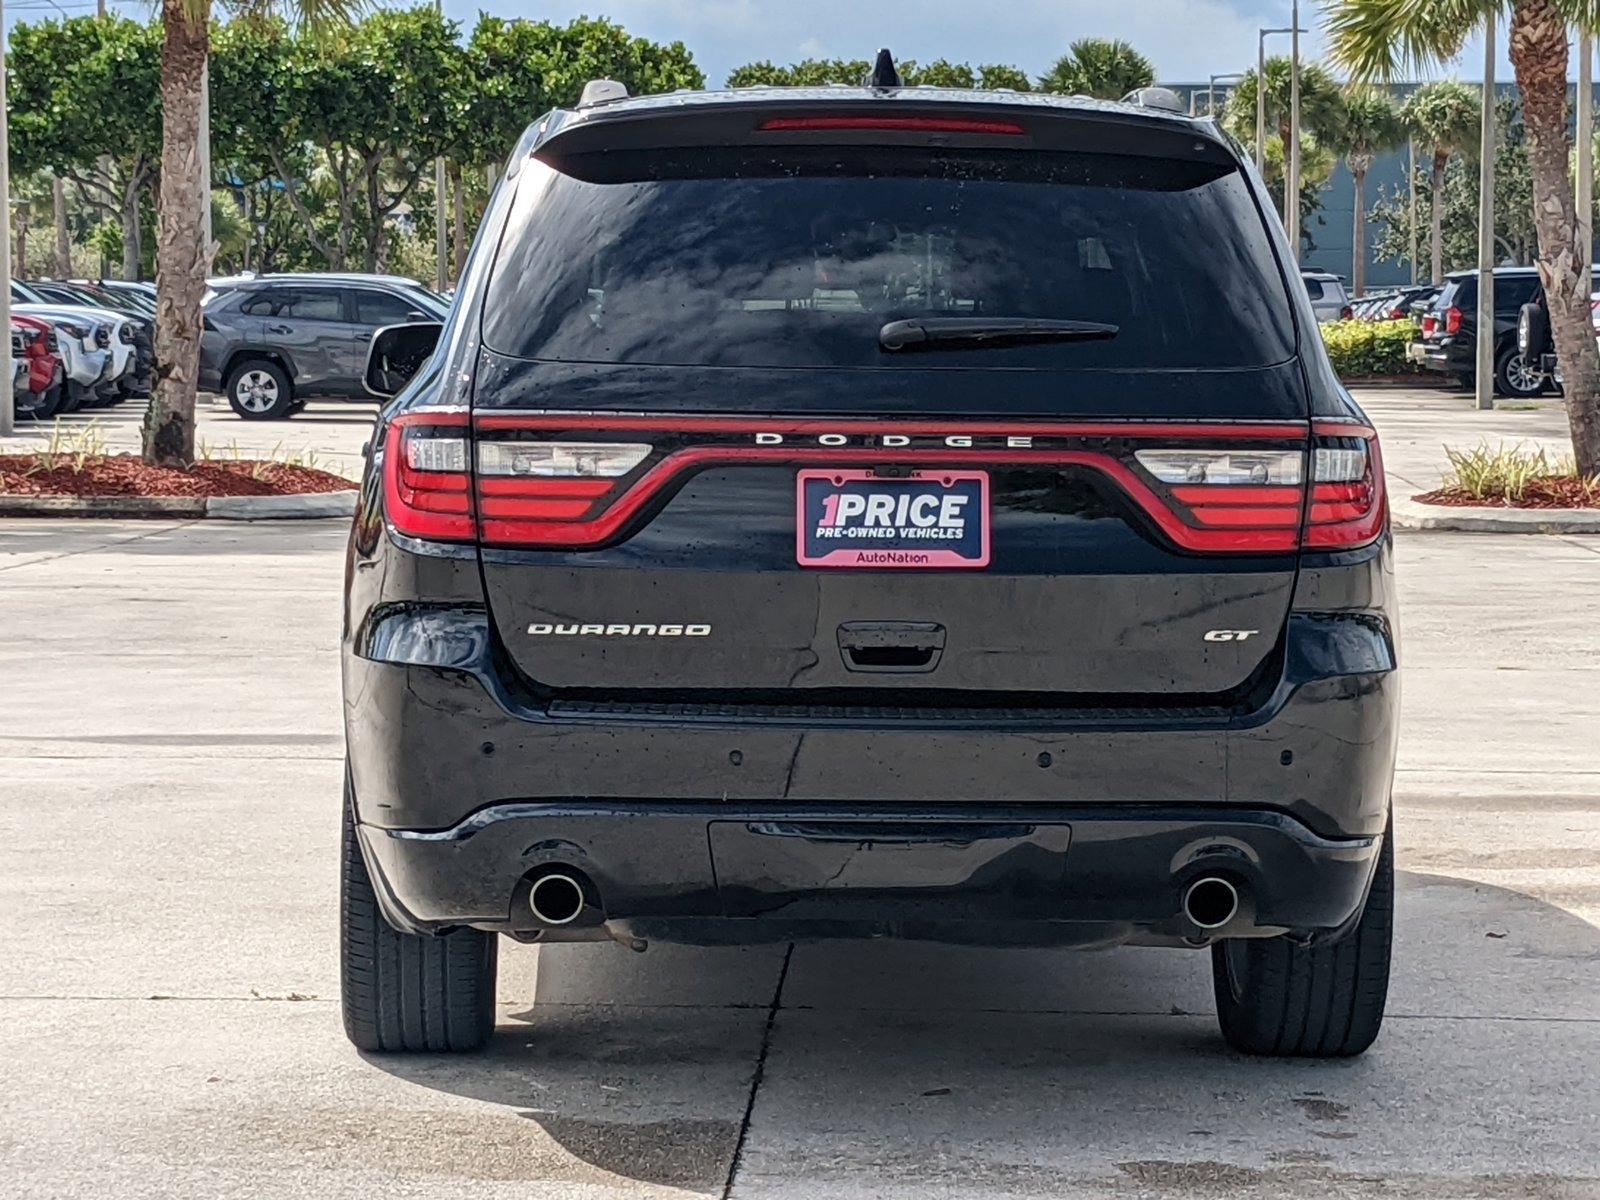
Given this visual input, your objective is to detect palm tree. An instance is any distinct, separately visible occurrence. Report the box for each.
[1223,58,1348,232]
[1336,88,1406,296]
[146,0,351,469]
[1400,80,1481,286]
[1327,0,1600,477]
[1038,38,1154,100]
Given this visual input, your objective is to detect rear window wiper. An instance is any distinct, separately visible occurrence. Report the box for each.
[879,317,1119,352]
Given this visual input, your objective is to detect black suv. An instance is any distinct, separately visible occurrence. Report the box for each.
[341,71,1399,1058]
[200,273,449,418]
[1416,268,1551,396]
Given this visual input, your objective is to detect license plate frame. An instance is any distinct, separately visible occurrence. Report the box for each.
[795,468,991,569]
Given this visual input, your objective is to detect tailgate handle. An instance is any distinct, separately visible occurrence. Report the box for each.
[837,621,946,673]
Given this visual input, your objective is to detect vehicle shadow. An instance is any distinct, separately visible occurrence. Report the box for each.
[365,870,1600,1194]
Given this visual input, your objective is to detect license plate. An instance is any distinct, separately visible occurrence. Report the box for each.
[796,469,990,568]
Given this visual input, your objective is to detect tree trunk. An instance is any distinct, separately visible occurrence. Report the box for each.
[1351,162,1368,299]
[146,0,210,470]
[451,163,466,282]
[1510,0,1600,476]
[1430,150,1447,284]
[52,175,71,277]
[121,180,142,281]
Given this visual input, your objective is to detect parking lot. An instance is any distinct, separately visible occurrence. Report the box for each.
[2,389,1598,1198]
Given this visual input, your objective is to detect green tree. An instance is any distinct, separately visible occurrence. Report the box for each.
[725,55,1029,91]
[1037,38,1154,100]
[977,64,1033,91]
[1334,88,1406,295]
[9,16,162,278]
[1370,94,1539,275]
[1401,80,1482,285]
[1327,0,1600,475]
[1223,58,1348,237]
[726,58,869,87]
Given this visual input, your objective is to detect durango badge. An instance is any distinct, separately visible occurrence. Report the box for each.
[796,469,990,569]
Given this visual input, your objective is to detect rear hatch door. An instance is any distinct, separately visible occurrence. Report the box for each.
[469,105,1311,709]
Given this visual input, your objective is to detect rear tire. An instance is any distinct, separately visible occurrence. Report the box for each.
[1210,824,1393,1057]
[225,358,295,419]
[340,777,497,1053]
[1494,346,1547,398]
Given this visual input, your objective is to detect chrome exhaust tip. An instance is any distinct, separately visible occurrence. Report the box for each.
[528,872,586,926]
[1183,876,1240,930]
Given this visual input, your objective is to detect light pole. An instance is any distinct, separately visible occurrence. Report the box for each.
[1474,17,1496,412]
[1287,0,1301,261]
[1204,72,1244,119]
[1,0,13,438]
[434,0,447,291]
[1256,26,1302,175]
[1407,138,1419,285]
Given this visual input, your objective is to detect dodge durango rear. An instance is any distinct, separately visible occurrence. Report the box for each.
[339,66,1398,1059]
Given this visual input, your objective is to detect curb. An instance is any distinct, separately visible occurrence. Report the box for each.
[0,489,357,521]
[1392,495,1600,533]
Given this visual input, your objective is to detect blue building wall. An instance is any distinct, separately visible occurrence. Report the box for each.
[1163,81,1597,294]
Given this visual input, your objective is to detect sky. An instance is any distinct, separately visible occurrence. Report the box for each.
[0,0,1546,88]
[435,0,1524,89]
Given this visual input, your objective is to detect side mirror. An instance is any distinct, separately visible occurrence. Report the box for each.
[364,321,443,398]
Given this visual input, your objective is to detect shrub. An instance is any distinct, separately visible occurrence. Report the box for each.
[1437,442,1600,505]
[1319,318,1422,378]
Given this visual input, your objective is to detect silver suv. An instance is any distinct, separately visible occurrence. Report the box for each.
[200,273,450,419]
[1301,270,1353,323]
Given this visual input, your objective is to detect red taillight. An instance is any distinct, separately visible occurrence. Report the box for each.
[378,414,1385,555]
[1421,313,1437,337]
[1340,305,1354,320]
[757,116,1027,135]
[1132,449,1305,551]
[1445,305,1463,335]
[1303,423,1386,549]
[382,412,474,542]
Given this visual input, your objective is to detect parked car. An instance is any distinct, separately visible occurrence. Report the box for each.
[11,284,118,411]
[1412,267,1562,397]
[340,70,1397,1059]
[1301,269,1354,322]
[200,272,450,418]
[1520,287,1600,386]
[11,314,65,419]
[29,279,154,398]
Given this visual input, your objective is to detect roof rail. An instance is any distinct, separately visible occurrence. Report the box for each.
[578,78,629,108]
[1120,86,1186,114]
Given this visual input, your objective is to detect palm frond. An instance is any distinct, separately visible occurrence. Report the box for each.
[1324,0,1494,81]
[221,0,363,38]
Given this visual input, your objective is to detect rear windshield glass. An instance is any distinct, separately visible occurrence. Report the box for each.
[482,145,1295,370]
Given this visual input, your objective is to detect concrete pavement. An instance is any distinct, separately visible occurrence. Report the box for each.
[2,515,1598,1198]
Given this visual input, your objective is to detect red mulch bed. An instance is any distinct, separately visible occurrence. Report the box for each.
[0,453,354,498]
[1415,477,1600,509]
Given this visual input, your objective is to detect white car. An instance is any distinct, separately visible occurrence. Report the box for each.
[1302,271,1353,323]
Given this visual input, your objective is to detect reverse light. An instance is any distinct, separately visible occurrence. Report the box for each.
[1134,450,1302,487]
[478,441,649,478]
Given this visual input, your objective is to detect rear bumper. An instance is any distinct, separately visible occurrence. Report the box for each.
[344,599,1399,945]
[356,800,1383,946]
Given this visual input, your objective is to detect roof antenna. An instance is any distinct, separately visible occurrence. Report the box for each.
[866,48,902,89]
